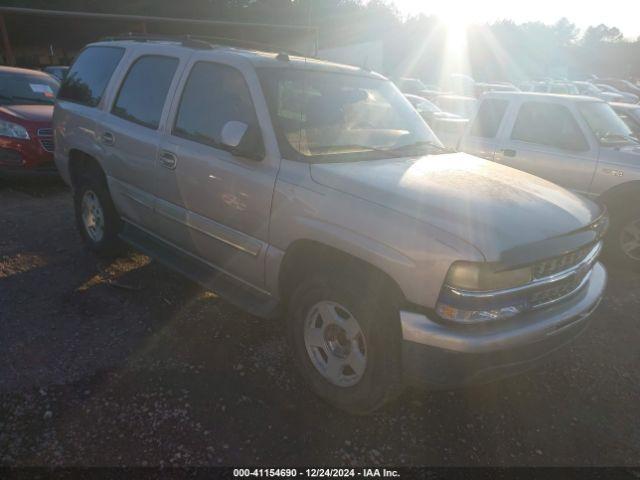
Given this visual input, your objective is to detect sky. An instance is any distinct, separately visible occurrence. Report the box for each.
[392,0,640,40]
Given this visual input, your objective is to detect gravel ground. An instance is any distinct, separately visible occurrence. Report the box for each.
[0,177,639,467]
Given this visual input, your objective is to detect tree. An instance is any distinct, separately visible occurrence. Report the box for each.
[582,24,624,44]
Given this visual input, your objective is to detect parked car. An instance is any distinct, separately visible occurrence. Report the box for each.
[434,94,478,119]
[597,78,640,99]
[459,92,640,266]
[405,93,458,121]
[521,81,579,95]
[43,65,69,82]
[445,73,476,96]
[405,94,467,149]
[611,102,640,139]
[0,66,59,175]
[595,84,639,104]
[429,115,469,150]
[395,77,428,95]
[54,39,607,414]
[573,81,624,102]
[395,78,443,100]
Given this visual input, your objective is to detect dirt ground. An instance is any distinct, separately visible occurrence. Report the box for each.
[1,177,639,467]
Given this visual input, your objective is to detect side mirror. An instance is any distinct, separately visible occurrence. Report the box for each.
[220,120,264,160]
[221,121,249,148]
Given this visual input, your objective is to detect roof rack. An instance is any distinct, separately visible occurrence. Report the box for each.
[100,33,212,49]
[99,32,308,57]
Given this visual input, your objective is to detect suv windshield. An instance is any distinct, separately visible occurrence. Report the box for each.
[578,101,637,145]
[0,73,59,106]
[258,68,442,162]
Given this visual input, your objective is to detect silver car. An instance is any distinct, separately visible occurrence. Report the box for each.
[54,39,607,413]
[461,92,640,266]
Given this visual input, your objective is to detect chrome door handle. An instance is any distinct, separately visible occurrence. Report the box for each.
[159,150,178,170]
[101,131,115,146]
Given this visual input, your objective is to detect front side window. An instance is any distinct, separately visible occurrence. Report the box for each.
[0,73,59,106]
[59,46,124,107]
[112,55,178,130]
[469,99,508,138]
[258,68,441,162]
[579,101,637,145]
[511,102,589,152]
[173,62,258,148]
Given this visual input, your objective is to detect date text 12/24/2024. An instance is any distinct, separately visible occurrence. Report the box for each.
[233,469,401,478]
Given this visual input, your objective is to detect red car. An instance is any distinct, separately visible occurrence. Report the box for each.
[0,66,59,175]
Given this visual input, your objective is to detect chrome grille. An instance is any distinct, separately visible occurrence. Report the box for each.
[532,244,593,279]
[37,128,53,137]
[40,138,54,153]
[530,271,585,308]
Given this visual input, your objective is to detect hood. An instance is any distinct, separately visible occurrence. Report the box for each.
[310,153,602,260]
[0,104,53,123]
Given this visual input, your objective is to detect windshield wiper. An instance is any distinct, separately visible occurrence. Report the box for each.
[312,144,393,155]
[386,140,451,154]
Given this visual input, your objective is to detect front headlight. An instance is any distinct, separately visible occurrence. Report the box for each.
[0,119,30,139]
[436,262,533,324]
[445,261,532,291]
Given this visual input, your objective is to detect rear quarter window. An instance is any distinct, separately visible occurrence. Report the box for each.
[58,46,125,107]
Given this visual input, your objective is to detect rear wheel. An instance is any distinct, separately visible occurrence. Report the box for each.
[287,272,402,414]
[73,168,123,257]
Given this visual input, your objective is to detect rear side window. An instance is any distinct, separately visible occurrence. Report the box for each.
[511,102,589,152]
[59,46,124,107]
[469,99,508,138]
[112,55,178,130]
[173,62,258,148]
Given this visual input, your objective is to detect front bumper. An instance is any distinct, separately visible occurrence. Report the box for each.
[400,261,606,387]
[0,137,56,176]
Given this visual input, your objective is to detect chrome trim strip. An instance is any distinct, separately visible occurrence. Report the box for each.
[447,242,602,299]
[121,218,271,296]
[108,177,154,210]
[154,198,262,257]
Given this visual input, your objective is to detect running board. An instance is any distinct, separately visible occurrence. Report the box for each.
[119,222,280,319]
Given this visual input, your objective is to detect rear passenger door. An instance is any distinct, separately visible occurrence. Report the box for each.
[98,50,182,230]
[459,98,508,159]
[154,57,280,289]
[494,101,598,194]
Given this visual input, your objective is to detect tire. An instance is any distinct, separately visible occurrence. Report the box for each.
[73,168,123,257]
[606,208,640,270]
[287,271,403,414]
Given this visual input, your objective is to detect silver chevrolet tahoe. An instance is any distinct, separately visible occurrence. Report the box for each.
[54,38,607,414]
[460,92,640,267]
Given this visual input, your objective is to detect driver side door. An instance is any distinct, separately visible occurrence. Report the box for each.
[494,100,598,195]
[154,58,279,289]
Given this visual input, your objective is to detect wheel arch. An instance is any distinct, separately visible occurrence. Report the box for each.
[67,149,107,189]
[599,180,640,212]
[278,239,406,309]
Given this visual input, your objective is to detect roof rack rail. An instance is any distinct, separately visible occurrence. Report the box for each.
[184,34,308,57]
[100,32,309,58]
[100,32,212,49]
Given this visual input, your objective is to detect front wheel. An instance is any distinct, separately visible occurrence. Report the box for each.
[607,209,640,269]
[287,273,402,414]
